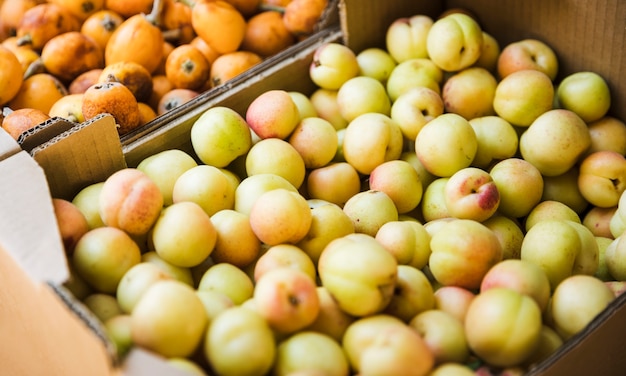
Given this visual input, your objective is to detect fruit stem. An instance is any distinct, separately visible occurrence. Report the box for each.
[182,59,195,74]
[144,0,165,26]
[23,58,45,81]
[102,14,119,32]
[65,113,79,123]
[162,28,183,43]
[105,73,120,83]
[16,34,32,47]
[259,4,286,13]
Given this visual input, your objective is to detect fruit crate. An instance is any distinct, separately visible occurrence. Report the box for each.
[2,0,626,375]
[114,0,341,142]
[0,0,340,143]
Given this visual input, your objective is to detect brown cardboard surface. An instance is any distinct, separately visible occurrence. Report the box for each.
[0,244,114,376]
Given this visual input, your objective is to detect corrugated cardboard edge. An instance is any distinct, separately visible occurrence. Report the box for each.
[31,113,127,201]
[17,116,79,153]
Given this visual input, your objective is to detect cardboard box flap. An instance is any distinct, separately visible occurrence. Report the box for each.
[0,149,68,284]
[0,127,21,161]
[0,244,115,376]
[30,114,127,201]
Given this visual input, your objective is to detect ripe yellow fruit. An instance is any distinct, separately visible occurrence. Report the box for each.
[0,45,25,105]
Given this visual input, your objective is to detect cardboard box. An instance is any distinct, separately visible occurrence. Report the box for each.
[2,0,626,375]
[0,125,114,376]
[0,117,201,376]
